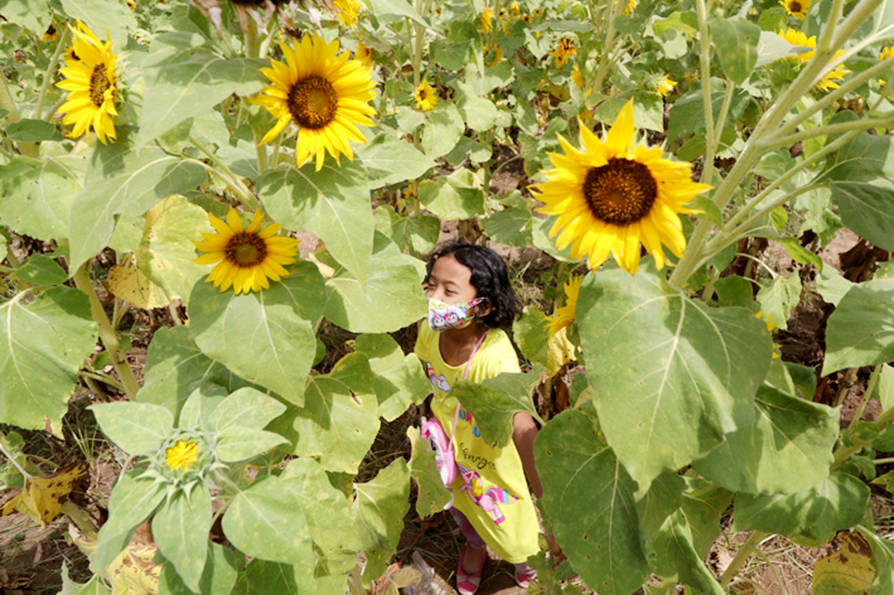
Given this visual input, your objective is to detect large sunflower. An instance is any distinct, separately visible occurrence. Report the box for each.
[531,100,712,275]
[546,275,582,339]
[251,32,376,171]
[56,21,119,144]
[194,208,299,294]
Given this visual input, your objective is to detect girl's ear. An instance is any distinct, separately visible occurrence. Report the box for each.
[474,298,493,318]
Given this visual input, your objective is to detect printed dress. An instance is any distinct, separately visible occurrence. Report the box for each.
[415,324,540,564]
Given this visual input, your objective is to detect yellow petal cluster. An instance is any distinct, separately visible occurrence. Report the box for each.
[165,440,199,471]
[414,79,439,111]
[546,276,583,340]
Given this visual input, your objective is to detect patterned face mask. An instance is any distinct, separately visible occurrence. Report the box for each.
[427,297,484,332]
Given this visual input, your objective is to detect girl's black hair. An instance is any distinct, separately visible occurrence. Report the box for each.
[425,241,523,329]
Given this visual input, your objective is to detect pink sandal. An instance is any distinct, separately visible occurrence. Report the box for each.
[514,563,537,589]
[456,547,486,595]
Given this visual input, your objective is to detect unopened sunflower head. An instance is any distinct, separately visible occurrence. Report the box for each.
[154,431,218,487]
[194,207,299,295]
[530,100,712,275]
[55,20,119,144]
[414,79,439,111]
[250,32,377,171]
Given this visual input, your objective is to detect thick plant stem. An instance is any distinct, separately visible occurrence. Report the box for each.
[695,0,716,186]
[244,27,269,174]
[848,364,884,430]
[189,136,260,211]
[765,114,894,151]
[720,531,768,588]
[0,74,39,158]
[72,265,141,400]
[593,0,624,93]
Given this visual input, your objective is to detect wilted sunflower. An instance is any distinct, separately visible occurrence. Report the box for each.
[776,29,850,91]
[251,32,376,171]
[55,21,119,144]
[194,208,299,294]
[414,80,438,111]
[780,0,810,19]
[655,76,677,98]
[549,38,576,68]
[531,100,712,275]
[546,276,582,339]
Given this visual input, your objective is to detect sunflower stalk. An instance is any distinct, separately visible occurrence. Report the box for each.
[188,136,260,211]
[592,0,625,93]
[35,26,72,121]
[848,363,883,431]
[695,0,717,186]
[72,264,141,401]
[80,369,125,391]
[243,27,270,174]
[761,113,894,151]
[720,531,769,588]
[0,73,39,158]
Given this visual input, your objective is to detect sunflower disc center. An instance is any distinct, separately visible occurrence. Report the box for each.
[288,75,339,129]
[583,158,657,225]
[790,1,801,10]
[226,233,268,268]
[90,63,111,107]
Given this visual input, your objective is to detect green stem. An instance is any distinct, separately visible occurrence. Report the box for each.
[848,364,883,430]
[62,501,98,540]
[593,0,624,93]
[80,369,125,391]
[72,264,141,400]
[712,81,736,149]
[874,457,894,465]
[243,27,270,175]
[188,137,260,211]
[834,368,857,408]
[35,26,71,120]
[0,72,39,158]
[695,0,716,186]
[734,252,777,278]
[0,435,36,479]
[720,531,768,588]
[764,114,894,151]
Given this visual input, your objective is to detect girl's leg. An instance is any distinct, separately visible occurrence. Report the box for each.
[449,508,487,595]
[449,508,486,550]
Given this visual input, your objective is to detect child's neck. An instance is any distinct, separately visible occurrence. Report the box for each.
[438,322,488,367]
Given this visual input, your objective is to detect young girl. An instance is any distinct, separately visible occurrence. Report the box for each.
[415,241,542,594]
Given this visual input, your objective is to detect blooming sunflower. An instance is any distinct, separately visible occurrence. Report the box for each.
[481,7,495,32]
[571,64,590,95]
[531,100,712,275]
[414,79,439,111]
[334,0,360,28]
[549,38,576,68]
[776,29,850,92]
[55,21,119,144]
[356,41,373,67]
[194,208,299,294]
[655,76,677,98]
[780,0,810,19]
[251,33,376,171]
[622,0,638,15]
[166,440,199,471]
[546,276,582,339]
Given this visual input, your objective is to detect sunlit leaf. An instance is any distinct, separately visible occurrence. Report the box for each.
[823,278,894,374]
[158,542,238,595]
[108,254,171,309]
[420,102,464,158]
[407,426,453,518]
[351,459,410,579]
[418,168,486,221]
[0,155,85,241]
[91,401,174,457]
[60,0,137,48]
[353,334,430,422]
[355,137,436,189]
[152,484,213,592]
[95,473,167,571]
[709,17,759,85]
[1,463,86,527]
[813,531,875,594]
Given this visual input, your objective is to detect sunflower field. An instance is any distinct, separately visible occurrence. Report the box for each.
[1,0,894,592]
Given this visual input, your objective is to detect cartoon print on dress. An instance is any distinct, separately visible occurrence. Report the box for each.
[457,463,518,525]
[424,361,451,393]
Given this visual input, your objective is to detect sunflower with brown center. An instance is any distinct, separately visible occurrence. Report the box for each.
[776,29,851,92]
[251,32,376,171]
[55,21,119,144]
[531,100,712,275]
[194,208,299,294]
[414,79,438,111]
[780,0,810,19]
[549,37,576,68]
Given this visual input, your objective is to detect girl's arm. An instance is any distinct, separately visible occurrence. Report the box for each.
[512,411,543,498]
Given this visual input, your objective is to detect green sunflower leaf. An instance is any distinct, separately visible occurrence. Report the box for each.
[138,326,256,420]
[189,260,325,407]
[823,278,894,374]
[575,267,772,493]
[323,231,427,333]
[353,334,430,422]
[137,32,267,147]
[222,475,314,566]
[158,542,238,595]
[90,402,174,457]
[420,102,465,158]
[59,0,137,48]
[95,473,167,572]
[709,17,759,85]
[152,484,213,593]
[857,527,894,595]
[733,471,870,542]
[536,410,649,595]
[0,287,97,432]
[215,427,287,462]
[407,426,453,518]
[355,136,436,189]
[259,160,373,287]
[418,168,486,221]
[14,254,68,286]
[0,155,85,241]
[373,205,440,255]
[351,458,410,580]
[69,134,207,272]
[693,386,839,495]
[651,510,725,595]
[210,387,286,432]
[232,559,315,595]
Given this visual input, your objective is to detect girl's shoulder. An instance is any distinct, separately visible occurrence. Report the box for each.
[477,328,521,374]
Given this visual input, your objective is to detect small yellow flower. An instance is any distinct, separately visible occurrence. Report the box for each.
[546,276,583,339]
[521,13,532,22]
[755,310,782,358]
[334,0,360,28]
[126,0,136,9]
[42,25,58,41]
[488,45,503,67]
[656,76,677,98]
[356,41,373,67]
[509,1,521,13]
[622,0,638,15]
[780,0,810,19]
[549,38,576,68]
[532,8,542,17]
[571,64,591,96]
[166,440,199,471]
[482,7,495,32]
[880,45,894,61]
[414,79,439,111]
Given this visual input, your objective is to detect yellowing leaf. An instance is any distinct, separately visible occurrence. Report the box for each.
[546,326,577,375]
[108,254,170,309]
[1,463,86,526]
[813,531,875,594]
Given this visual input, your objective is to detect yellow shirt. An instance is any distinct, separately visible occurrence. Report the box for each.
[415,324,540,564]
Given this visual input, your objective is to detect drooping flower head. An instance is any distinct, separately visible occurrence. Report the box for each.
[414,79,439,111]
[549,38,576,68]
[194,208,299,294]
[776,29,850,91]
[56,21,119,144]
[546,276,583,339]
[780,0,810,19]
[655,76,677,98]
[531,100,712,275]
[251,32,377,171]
